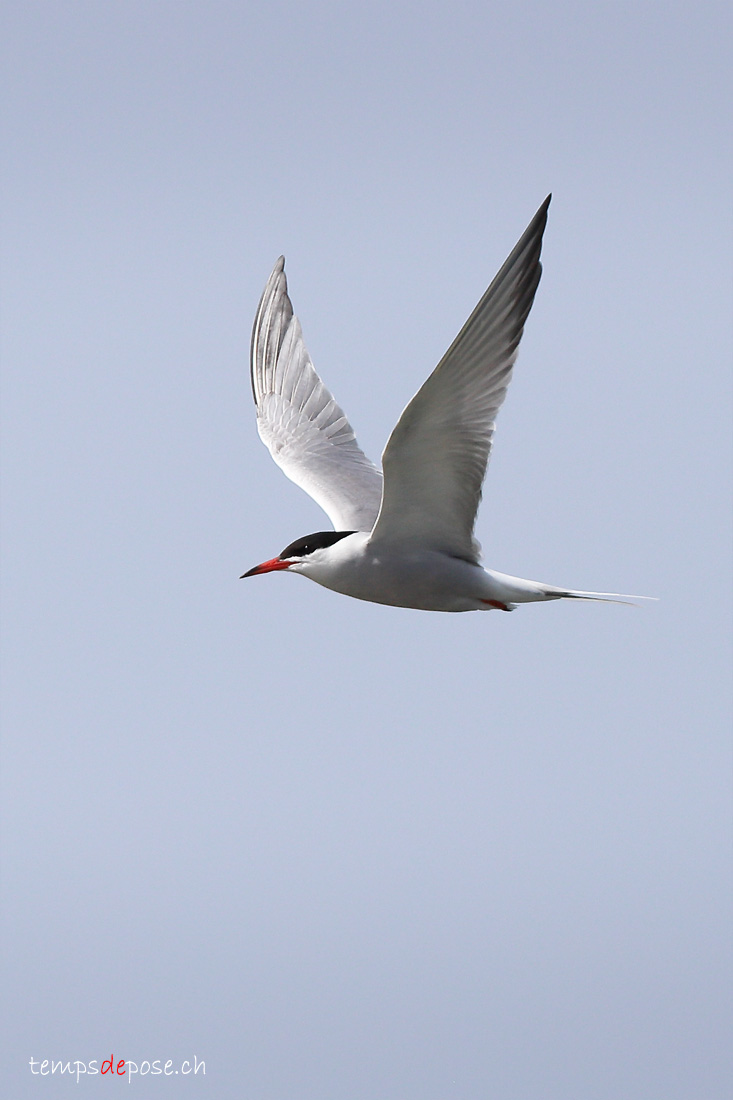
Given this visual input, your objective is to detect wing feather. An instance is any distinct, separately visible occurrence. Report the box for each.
[369,196,551,561]
[250,258,383,532]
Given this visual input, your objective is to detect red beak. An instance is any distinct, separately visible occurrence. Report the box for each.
[240,557,293,578]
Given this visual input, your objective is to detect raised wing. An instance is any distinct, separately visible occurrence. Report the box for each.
[250,258,383,532]
[369,196,551,562]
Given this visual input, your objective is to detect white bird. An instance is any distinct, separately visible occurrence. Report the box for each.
[243,197,647,612]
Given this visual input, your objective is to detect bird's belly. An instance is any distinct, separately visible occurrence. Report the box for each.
[309,548,497,612]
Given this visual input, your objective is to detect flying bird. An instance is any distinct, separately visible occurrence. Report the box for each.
[243,197,646,612]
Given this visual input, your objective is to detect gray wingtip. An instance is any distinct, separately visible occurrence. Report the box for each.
[526,194,551,239]
[532,194,552,233]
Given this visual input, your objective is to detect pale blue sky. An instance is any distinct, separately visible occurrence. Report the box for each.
[2,2,731,1098]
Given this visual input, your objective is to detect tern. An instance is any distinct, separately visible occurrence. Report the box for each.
[243,196,646,612]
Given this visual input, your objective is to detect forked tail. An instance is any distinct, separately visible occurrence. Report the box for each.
[551,588,657,607]
[483,570,656,608]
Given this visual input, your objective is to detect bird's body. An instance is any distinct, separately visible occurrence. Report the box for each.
[304,534,499,611]
[243,197,649,613]
[260,531,605,612]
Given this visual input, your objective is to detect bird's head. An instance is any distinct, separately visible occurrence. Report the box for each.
[241,530,356,578]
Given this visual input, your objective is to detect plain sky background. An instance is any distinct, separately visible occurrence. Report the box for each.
[2,2,731,1098]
